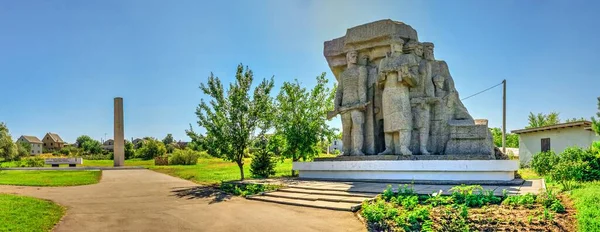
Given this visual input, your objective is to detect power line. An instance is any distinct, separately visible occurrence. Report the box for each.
[461,81,504,101]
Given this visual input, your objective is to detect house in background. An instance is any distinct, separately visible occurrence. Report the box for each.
[16,135,43,155]
[512,121,599,165]
[42,132,65,151]
[103,139,114,151]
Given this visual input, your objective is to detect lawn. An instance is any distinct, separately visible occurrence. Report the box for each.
[570,181,600,231]
[150,158,294,185]
[0,170,102,186]
[519,168,600,231]
[0,194,65,232]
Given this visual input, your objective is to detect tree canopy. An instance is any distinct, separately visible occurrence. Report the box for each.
[162,134,174,145]
[274,73,336,175]
[0,123,18,161]
[489,128,519,148]
[75,135,94,147]
[592,97,600,135]
[195,64,274,180]
[526,112,561,128]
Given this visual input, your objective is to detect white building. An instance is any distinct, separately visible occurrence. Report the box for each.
[512,121,599,165]
[328,139,343,153]
[16,135,43,155]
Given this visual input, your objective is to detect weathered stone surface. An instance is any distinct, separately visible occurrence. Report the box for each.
[314,154,496,162]
[325,20,495,158]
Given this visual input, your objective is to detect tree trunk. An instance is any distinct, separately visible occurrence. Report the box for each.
[237,161,245,180]
[291,157,299,177]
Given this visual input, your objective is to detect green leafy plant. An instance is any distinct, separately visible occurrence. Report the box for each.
[195,64,275,180]
[531,151,560,176]
[136,138,167,160]
[250,135,277,178]
[169,148,200,165]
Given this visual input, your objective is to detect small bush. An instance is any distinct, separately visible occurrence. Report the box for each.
[59,147,70,155]
[79,154,111,160]
[219,182,280,197]
[531,151,559,176]
[136,138,167,160]
[249,137,276,178]
[14,157,45,167]
[169,149,200,165]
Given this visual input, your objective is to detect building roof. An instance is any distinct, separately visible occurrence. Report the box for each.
[103,139,114,145]
[19,135,43,144]
[512,121,592,134]
[46,132,65,143]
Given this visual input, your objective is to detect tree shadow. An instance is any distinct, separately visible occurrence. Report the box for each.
[170,185,232,204]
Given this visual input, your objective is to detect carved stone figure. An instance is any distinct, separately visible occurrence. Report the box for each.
[408,41,436,155]
[377,39,417,155]
[332,50,368,156]
[323,19,495,158]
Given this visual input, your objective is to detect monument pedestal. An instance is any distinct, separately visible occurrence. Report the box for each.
[293,160,520,184]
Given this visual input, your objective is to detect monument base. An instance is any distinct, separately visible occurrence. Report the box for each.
[293,160,520,184]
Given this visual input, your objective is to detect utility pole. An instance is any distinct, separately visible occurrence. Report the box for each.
[502,79,507,154]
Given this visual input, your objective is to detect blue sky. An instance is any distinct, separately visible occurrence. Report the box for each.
[1,0,599,143]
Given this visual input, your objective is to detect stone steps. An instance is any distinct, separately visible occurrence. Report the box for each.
[246,195,361,212]
[278,187,378,198]
[263,191,371,204]
[246,187,376,212]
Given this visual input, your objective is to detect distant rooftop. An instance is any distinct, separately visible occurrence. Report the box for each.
[512,121,592,134]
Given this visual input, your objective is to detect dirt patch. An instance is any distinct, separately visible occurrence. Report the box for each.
[429,195,576,232]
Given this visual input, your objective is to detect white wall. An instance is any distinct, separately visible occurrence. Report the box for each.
[16,137,43,155]
[519,127,599,165]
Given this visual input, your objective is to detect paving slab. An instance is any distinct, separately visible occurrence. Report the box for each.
[0,170,364,232]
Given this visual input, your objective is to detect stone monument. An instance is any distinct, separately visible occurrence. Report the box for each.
[294,20,518,183]
[114,97,124,167]
[324,19,494,158]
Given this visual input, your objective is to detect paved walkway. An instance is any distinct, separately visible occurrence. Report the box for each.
[0,170,364,232]
[242,178,546,196]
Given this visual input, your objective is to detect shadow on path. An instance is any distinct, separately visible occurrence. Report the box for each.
[170,185,232,204]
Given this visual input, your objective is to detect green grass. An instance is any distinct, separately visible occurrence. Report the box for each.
[518,168,542,180]
[0,170,102,186]
[150,158,293,185]
[571,181,600,231]
[81,159,155,167]
[0,194,65,232]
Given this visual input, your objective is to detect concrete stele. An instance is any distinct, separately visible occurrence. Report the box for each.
[114,97,125,167]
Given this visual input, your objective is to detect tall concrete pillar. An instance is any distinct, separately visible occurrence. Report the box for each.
[114,97,124,167]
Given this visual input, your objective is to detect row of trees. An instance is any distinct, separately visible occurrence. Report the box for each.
[191,64,335,180]
[0,123,31,161]
[527,112,591,129]
[489,128,519,148]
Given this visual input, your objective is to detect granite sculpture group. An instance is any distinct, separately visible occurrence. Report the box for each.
[326,20,495,159]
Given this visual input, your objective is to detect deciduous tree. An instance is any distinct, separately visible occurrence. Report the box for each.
[162,134,174,145]
[274,73,336,176]
[0,123,18,161]
[592,97,600,135]
[136,138,167,160]
[489,128,519,148]
[195,64,274,180]
[526,112,561,128]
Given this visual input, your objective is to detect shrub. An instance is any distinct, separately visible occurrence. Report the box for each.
[14,157,45,167]
[15,142,29,159]
[550,160,586,190]
[124,141,135,160]
[169,149,200,165]
[136,138,167,160]
[250,137,276,178]
[59,147,70,155]
[79,154,111,160]
[531,151,559,176]
[219,182,280,197]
